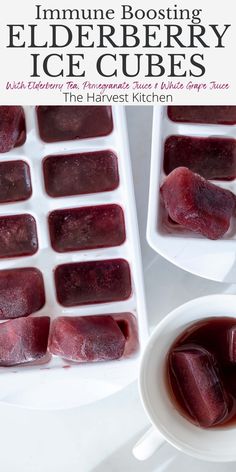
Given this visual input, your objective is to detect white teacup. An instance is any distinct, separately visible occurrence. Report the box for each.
[133,294,236,462]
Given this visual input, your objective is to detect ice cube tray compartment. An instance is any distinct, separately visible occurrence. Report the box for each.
[147,106,236,283]
[0,106,147,387]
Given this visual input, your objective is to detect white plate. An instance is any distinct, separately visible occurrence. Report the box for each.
[0,106,148,409]
[147,106,236,283]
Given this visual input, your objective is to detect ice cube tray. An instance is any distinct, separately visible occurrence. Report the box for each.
[0,106,148,408]
[147,106,236,283]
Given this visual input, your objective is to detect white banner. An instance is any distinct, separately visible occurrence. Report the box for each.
[0,0,235,104]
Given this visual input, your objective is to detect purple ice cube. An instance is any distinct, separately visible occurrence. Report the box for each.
[0,268,45,319]
[0,214,38,258]
[55,259,132,307]
[0,106,26,153]
[169,345,229,427]
[160,167,236,239]
[49,315,126,362]
[37,106,113,142]
[49,204,126,252]
[0,317,50,366]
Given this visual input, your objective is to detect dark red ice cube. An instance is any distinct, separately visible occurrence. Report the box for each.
[0,268,45,320]
[164,136,236,180]
[49,315,126,362]
[55,259,132,307]
[0,106,26,153]
[43,151,119,197]
[0,317,50,366]
[37,106,113,142]
[0,160,32,203]
[169,345,229,427]
[0,214,38,258]
[168,106,236,124]
[228,327,236,362]
[160,167,236,239]
[49,204,126,253]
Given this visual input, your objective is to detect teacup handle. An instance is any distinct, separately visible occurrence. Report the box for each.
[132,425,165,461]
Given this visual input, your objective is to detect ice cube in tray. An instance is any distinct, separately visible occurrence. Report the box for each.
[0,160,32,203]
[49,204,126,252]
[0,106,26,153]
[55,259,132,306]
[0,214,38,258]
[43,150,119,197]
[37,106,113,142]
[0,317,50,367]
[0,268,45,320]
[163,135,236,180]
[168,106,236,124]
[161,167,236,240]
[49,313,139,363]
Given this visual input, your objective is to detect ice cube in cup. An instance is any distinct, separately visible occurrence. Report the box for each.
[49,315,126,362]
[228,327,236,362]
[0,268,45,319]
[0,160,32,203]
[160,167,236,239]
[43,150,119,197]
[49,204,126,252]
[0,106,26,153]
[0,317,50,366]
[55,259,132,306]
[168,106,236,124]
[169,345,229,427]
[0,214,38,258]
[37,106,113,142]
[164,135,236,180]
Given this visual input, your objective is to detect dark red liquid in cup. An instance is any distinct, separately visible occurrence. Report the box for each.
[167,317,236,428]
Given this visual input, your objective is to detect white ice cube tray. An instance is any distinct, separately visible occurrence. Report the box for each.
[0,106,148,409]
[147,106,236,283]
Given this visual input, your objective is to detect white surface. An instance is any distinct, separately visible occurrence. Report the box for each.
[147,106,236,283]
[0,106,148,408]
[0,107,236,470]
